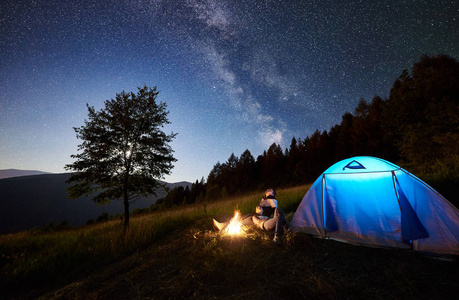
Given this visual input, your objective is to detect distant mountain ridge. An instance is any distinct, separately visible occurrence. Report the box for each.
[0,169,53,179]
[0,171,191,235]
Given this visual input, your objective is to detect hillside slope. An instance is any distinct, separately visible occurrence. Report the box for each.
[31,221,459,299]
[1,185,458,299]
[0,173,190,235]
[0,169,52,179]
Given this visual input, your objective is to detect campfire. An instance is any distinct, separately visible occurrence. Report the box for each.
[225,210,245,235]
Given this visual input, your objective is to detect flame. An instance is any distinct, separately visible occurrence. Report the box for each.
[225,210,244,235]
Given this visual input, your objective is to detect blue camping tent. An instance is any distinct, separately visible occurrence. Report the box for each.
[291,156,459,255]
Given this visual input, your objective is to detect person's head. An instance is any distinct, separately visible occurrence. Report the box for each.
[265,189,276,198]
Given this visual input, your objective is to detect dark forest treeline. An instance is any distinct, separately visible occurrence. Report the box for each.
[157,54,459,207]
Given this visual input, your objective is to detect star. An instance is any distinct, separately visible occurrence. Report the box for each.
[1,0,457,182]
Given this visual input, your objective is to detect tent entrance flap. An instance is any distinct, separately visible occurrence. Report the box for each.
[393,174,429,241]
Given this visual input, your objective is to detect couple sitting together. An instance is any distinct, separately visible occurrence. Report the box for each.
[213,189,288,245]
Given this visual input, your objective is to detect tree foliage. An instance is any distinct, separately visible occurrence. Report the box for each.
[383,54,459,175]
[65,86,177,233]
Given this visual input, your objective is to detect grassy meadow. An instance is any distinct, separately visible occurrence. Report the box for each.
[1,184,458,299]
[0,186,306,298]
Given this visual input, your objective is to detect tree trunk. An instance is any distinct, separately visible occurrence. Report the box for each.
[123,192,130,235]
[123,170,130,236]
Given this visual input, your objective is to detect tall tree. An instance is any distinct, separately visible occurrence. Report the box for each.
[260,143,285,187]
[285,137,301,185]
[225,153,239,193]
[65,86,177,234]
[237,149,256,192]
[384,54,459,174]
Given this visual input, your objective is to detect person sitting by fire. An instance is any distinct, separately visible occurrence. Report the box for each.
[213,189,288,244]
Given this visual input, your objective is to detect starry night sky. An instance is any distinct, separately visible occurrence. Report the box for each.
[1,0,458,183]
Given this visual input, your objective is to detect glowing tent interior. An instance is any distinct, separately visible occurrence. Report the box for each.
[291,156,459,255]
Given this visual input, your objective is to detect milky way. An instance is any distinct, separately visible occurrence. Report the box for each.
[1,0,457,182]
